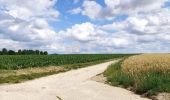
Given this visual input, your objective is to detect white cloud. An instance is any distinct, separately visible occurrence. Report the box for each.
[0,11,57,41]
[0,0,61,52]
[57,22,134,53]
[100,7,170,53]
[102,8,170,35]
[81,0,167,20]
[0,0,59,20]
[66,22,100,42]
[69,7,82,14]
[0,39,23,50]
[82,0,102,20]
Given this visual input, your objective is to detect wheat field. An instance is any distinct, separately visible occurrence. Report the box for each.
[105,54,170,96]
[122,54,170,75]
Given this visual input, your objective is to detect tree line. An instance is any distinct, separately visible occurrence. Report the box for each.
[0,48,48,55]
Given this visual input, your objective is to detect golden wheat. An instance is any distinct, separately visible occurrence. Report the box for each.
[122,54,170,75]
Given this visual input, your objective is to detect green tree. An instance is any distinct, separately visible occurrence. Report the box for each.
[40,51,44,55]
[0,51,2,55]
[18,49,22,55]
[2,48,8,55]
[8,50,16,55]
[35,50,40,55]
[44,51,48,55]
[0,48,48,55]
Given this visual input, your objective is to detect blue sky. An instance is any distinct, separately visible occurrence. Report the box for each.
[0,0,170,53]
[52,0,88,30]
[53,0,128,30]
[53,0,108,30]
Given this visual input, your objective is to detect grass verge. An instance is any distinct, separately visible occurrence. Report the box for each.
[104,60,134,88]
[0,70,65,84]
[104,60,170,97]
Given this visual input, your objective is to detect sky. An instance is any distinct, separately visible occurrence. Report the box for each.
[0,0,170,54]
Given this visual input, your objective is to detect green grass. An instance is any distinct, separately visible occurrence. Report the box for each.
[104,60,134,87]
[135,71,170,96]
[0,70,65,84]
[104,60,170,97]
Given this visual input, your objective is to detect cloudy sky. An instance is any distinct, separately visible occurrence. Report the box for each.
[0,0,170,53]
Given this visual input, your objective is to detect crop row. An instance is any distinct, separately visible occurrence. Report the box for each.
[0,54,131,70]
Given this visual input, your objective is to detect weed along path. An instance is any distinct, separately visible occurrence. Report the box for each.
[0,60,150,100]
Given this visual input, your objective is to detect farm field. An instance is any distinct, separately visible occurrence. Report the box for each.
[0,54,131,70]
[0,54,131,84]
[104,54,170,99]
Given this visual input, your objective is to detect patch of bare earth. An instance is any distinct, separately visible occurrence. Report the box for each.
[152,93,170,100]
[90,73,107,83]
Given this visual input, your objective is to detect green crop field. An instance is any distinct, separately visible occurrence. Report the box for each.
[0,54,131,70]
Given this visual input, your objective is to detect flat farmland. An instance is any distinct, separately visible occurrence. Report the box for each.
[0,54,131,84]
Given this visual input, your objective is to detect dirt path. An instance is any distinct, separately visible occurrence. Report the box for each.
[0,60,150,100]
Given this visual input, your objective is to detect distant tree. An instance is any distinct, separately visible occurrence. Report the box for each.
[22,49,27,55]
[29,50,35,55]
[44,51,48,55]
[0,48,48,55]
[8,50,16,55]
[35,50,40,55]
[28,50,31,55]
[18,49,22,55]
[40,51,44,55]
[2,48,8,55]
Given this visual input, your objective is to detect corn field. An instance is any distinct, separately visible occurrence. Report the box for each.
[0,54,130,70]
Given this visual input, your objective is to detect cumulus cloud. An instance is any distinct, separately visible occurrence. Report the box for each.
[64,22,103,42]
[0,39,23,50]
[82,0,102,20]
[56,22,134,53]
[0,0,59,20]
[0,13,58,46]
[100,7,170,53]
[102,8,170,35]
[104,0,166,12]
[81,0,167,20]
[69,7,82,14]
[0,0,61,52]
